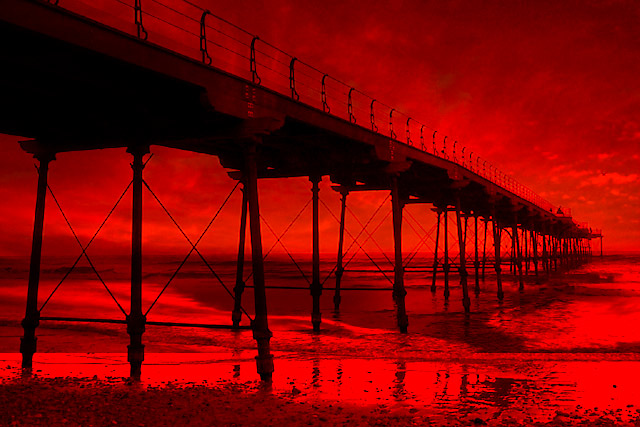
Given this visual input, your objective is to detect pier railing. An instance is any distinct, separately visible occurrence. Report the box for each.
[46,0,556,214]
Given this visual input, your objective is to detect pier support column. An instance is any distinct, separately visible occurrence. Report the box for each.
[542,225,548,274]
[578,239,583,264]
[492,214,504,300]
[513,213,523,290]
[455,198,471,313]
[245,142,274,380]
[473,215,480,295]
[310,174,322,331]
[548,234,552,271]
[552,235,557,269]
[391,177,408,333]
[532,229,539,276]
[333,189,348,311]
[552,235,557,270]
[524,226,529,275]
[431,209,441,293]
[481,218,487,279]
[509,232,515,274]
[232,183,248,328]
[126,145,149,380]
[553,235,559,271]
[443,209,450,300]
[21,152,55,369]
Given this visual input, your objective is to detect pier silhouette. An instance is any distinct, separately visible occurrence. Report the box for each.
[0,0,602,381]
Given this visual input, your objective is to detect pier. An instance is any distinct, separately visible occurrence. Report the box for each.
[0,0,601,381]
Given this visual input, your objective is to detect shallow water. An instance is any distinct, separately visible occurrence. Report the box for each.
[1,254,640,423]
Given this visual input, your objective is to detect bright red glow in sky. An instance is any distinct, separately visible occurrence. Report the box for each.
[0,0,638,255]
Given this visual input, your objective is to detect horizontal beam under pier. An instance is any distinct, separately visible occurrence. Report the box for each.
[39,317,251,330]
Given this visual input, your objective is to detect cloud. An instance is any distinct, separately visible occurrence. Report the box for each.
[596,153,614,161]
[581,172,638,188]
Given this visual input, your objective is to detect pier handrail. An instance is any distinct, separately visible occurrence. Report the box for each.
[39,0,561,214]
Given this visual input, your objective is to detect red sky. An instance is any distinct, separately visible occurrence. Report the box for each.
[1,0,638,257]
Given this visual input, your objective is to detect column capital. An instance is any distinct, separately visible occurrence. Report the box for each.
[126,145,150,156]
[33,151,56,164]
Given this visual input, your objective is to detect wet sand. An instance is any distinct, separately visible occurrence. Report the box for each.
[2,352,640,426]
[2,370,640,426]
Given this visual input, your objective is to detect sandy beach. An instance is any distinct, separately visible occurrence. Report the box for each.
[2,349,640,427]
[3,371,640,426]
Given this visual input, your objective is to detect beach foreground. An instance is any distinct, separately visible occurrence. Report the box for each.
[2,352,640,427]
[2,372,640,427]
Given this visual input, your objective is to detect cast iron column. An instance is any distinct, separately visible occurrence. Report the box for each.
[474,214,480,294]
[532,229,539,276]
[542,225,548,273]
[443,209,450,299]
[391,177,408,333]
[481,218,488,279]
[333,189,347,311]
[21,152,55,369]
[310,174,322,331]
[524,225,529,274]
[492,214,504,300]
[245,142,274,380]
[232,183,248,328]
[431,209,441,293]
[513,212,523,290]
[127,145,149,380]
[455,197,471,312]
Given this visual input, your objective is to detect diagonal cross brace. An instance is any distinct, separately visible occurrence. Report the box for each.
[40,180,129,316]
[320,195,393,284]
[319,198,393,285]
[143,180,249,319]
[260,214,311,285]
[243,197,312,283]
[402,214,437,269]
[345,205,394,267]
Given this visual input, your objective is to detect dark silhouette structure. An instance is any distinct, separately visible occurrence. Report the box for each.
[0,0,601,381]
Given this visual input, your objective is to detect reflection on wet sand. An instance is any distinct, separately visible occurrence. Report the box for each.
[3,352,640,424]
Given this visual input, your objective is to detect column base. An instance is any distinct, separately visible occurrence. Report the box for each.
[398,315,408,334]
[231,310,242,328]
[256,354,274,381]
[20,336,37,369]
[311,312,322,332]
[127,344,145,380]
[462,296,471,313]
[20,314,40,369]
[332,294,341,311]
